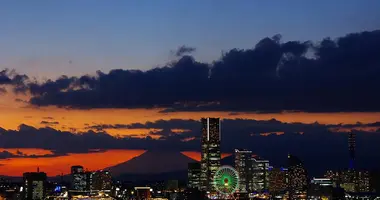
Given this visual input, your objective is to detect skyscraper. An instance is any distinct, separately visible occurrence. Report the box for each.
[234,149,253,193]
[188,162,201,190]
[348,132,356,170]
[252,157,270,192]
[71,165,87,191]
[23,169,47,200]
[200,117,221,192]
[288,154,308,200]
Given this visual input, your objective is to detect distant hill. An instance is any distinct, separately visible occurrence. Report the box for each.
[107,151,197,177]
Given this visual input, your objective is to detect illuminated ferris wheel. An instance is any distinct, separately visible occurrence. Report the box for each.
[213,166,239,196]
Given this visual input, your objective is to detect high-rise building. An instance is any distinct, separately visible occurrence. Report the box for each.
[23,169,47,200]
[348,132,356,170]
[357,170,370,193]
[234,149,253,193]
[268,167,288,195]
[71,165,87,191]
[92,170,112,192]
[252,157,270,192]
[200,117,221,192]
[85,171,94,191]
[288,154,308,199]
[188,162,201,189]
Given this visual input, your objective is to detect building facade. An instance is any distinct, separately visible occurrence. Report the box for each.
[268,167,288,195]
[23,171,47,200]
[288,154,308,199]
[235,149,253,193]
[200,118,221,192]
[252,157,270,192]
[188,162,201,190]
[71,165,87,191]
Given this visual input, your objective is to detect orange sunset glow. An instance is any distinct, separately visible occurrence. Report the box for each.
[181,151,232,162]
[0,149,145,177]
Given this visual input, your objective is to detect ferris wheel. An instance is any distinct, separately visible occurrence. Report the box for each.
[213,165,239,196]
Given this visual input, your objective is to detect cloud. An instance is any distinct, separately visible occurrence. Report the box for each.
[0,69,12,84]
[1,30,380,113]
[0,151,15,159]
[0,69,29,94]
[40,121,60,126]
[0,149,64,159]
[17,29,380,112]
[173,45,196,57]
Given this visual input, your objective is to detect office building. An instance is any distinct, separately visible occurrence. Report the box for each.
[188,162,201,189]
[200,117,221,192]
[235,149,253,193]
[307,178,333,200]
[71,165,87,191]
[288,154,308,199]
[348,132,356,170]
[92,170,112,191]
[85,171,94,191]
[252,157,270,192]
[23,169,47,200]
[268,167,288,195]
[357,170,370,193]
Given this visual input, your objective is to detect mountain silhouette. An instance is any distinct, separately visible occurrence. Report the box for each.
[107,151,197,176]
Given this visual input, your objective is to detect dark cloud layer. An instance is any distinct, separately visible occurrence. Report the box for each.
[2,119,380,175]
[0,69,29,93]
[2,29,379,112]
[40,121,60,125]
[173,45,196,57]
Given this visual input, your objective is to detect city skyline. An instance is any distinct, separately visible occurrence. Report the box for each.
[1,118,379,199]
[1,1,380,184]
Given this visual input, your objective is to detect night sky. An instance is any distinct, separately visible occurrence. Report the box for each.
[1,1,380,177]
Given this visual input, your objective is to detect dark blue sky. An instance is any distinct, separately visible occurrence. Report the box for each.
[1,0,380,78]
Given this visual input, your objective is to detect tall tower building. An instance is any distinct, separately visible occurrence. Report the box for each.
[200,117,221,192]
[235,149,253,193]
[288,154,308,200]
[23,169,47,200]
[71,165,87,191]
[348,132,356,170]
